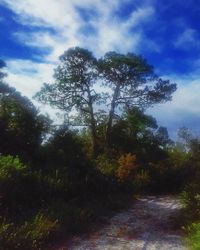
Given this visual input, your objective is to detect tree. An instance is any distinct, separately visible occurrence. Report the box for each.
[155,126,173,149]
[35,47,100,156]
[108,107,158,152]
[35,48,176,156]
[38,126,90,177]
[177,127,193,151]
[0,80,51,162]
[98,52,177,143]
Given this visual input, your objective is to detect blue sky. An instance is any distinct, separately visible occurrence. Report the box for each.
[0,0,200,138]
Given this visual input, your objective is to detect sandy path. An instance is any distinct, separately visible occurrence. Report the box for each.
[56,196,186,250]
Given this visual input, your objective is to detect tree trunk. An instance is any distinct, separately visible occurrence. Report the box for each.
[87,87,98,158]
[106,83,120,145]
[90,111,98,158]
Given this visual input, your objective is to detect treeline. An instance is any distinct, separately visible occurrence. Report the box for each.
[0,48,199,249]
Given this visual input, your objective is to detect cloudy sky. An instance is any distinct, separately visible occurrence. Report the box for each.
[0,0,200,138]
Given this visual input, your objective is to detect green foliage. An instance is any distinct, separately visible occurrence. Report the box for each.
[0,156,59,249]
[186,223,200,250]
[99,51,176,108]
[176,131,200,249]
[96,153,118,176]
[34,47,100,155]
[180,178,200,249]
[0,82,51,162]
[0,56,180,249]
[35,48,176,154]
[36,127,93,195]
[98,51,176,143]
[108,107,158,152]
[181,183,200,221]
[0,213,58,250]
[0,155,25,176]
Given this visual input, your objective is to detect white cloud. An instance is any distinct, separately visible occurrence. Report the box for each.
[174,28,200,50]
[4,59,62,121]
[5,59,54,98]
[84,6,155,56]
[148,76,200,137]
[0,0,156,98]
[2,0,155,60]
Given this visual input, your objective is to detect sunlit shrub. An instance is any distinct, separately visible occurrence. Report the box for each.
[96,153,118,176]
[0,155,26,177]
[116,153,138,182]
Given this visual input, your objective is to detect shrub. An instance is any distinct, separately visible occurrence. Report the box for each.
[133,170,150,193]
[0,155,26,177]
[0,213,58,250]
[116,153,138,182]
[96,153,118,176]
[0,156,60,249]
[181,183,200,221]
[186,223,200,250]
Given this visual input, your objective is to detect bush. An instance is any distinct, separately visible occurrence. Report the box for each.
[0,155,30,216]
[0,156,59,249]
[96,153,118,176]
[180,180,200,250]
[181,183,200,221]
[0,155,26,176]
[0,156,61,217]
[0,213,58,250]
[133,170,150,193]
[186,223,200,250]
[116,153,137,182]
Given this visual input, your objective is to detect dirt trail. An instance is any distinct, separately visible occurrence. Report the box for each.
[56,196,187,250]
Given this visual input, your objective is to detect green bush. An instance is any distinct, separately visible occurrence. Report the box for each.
[96,153,118,176]
[0,213,58,250]
[181,183,200,221]
[0,155,26,176]
[186,223,200,250]
[0,156,57,217]
[180,180,200,249]
[0,156,60,249]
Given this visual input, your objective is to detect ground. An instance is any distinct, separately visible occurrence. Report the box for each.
[55,196,187,250]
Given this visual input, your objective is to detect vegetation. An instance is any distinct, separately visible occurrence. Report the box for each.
[174,131,200,249]
[35,47,176,156]
[0,48,199,249]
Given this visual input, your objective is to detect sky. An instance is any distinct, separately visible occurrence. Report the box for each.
[0,0,200,138]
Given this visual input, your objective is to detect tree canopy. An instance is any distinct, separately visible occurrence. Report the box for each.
[98,52,176,143]
[35,47,100,156]
[35,47,177,156]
